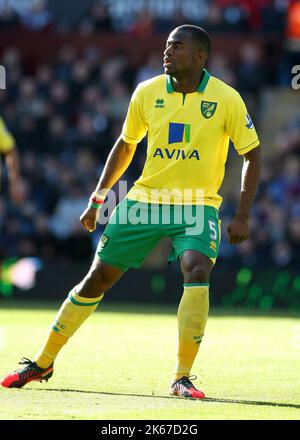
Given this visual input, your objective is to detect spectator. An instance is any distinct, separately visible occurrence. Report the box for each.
[271,240,294,268]
[128,9,154,38]
[237,43,265,96]
[135,53,163,85]
[208,53,237,87]
[20,0,53,31]
[107,80,130,122]
[0,4,20,31]
[45,115,68,152]
[17,77,45,118]
[78,1,114,34]
[55,45,77,81]
[50,180,87,239]
[49,80,71,118]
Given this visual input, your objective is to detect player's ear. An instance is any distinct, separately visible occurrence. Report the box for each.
[197,50,208,64]
[194,49,207,64]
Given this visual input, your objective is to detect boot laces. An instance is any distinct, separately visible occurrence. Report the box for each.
[174,375,197,388]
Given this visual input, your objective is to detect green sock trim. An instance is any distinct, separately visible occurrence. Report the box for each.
[183,283,210,287]
[68,293,102,306]
[52,325,60,333]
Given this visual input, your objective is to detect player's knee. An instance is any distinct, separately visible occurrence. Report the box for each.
[185,266,209,283]
[76,268,110,298]
[181,251,212,283]
[182,260,209,283]
[88,268,103,290]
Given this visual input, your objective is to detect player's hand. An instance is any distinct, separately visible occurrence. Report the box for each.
[80,206,100,233]
[227,216,250,244]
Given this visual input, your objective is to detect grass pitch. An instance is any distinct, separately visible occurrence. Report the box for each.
[0,300,300,420]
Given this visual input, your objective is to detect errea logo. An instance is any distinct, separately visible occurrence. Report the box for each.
[155,98,164,108]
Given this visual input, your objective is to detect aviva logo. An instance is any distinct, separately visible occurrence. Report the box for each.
[153,148,199,160]
[168,122,191,144]
[153,122,199,160]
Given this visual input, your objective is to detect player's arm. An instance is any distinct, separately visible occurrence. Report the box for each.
[227,145,261,244]
[80,136,137,232]
[225,91,262,245]
[4,146,20,186]
[80,83,146,232]
[94,136,137,194]
[0,117,20,193]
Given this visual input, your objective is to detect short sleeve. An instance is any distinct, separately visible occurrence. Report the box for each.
[225,92,260,155]
[121,85,148,144]
[0,117,15,153]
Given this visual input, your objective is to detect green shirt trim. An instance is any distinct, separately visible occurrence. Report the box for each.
[166,69,210,94]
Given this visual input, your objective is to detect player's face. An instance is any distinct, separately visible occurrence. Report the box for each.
[163,30,202,77]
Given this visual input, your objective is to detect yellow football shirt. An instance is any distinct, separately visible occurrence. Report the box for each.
[121,69,260,208]
[0,117,15,154]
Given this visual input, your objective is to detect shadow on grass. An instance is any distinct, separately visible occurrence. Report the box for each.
[28,387,300,410]
[1,300,300,318]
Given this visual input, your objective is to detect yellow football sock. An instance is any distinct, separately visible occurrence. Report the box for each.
[173,284,209,383]
[34,289,103,368]
[33,331,68,369]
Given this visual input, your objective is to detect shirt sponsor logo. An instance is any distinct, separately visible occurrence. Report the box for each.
[153,123,199,160]
[153,147,200,160]
[168,122,191,143]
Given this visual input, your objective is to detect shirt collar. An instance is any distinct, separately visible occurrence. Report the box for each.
[166,69,210,94]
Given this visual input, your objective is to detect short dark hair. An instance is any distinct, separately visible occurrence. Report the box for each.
[174,24,211,53]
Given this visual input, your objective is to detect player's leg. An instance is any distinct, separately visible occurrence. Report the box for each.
[176,250,213,378]
[1,199,162,388]
[1,258,124,388]
[171,250,213,398]
[75,257,124,298]
[32,257,124,368]
[48,205,161,356]
[167,205,220,398]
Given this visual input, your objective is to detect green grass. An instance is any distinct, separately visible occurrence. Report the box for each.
[0,301,300,420]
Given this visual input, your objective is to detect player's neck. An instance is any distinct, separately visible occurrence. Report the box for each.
[171,69,204,94]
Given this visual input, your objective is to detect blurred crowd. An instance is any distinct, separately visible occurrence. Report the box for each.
[220,153,300,270]
[0,0,300,271]
[0,0,289,35]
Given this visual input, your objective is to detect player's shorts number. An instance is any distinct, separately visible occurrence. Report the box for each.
[209,220,217,240]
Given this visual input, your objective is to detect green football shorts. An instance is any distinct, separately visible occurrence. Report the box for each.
[96,198,221,271]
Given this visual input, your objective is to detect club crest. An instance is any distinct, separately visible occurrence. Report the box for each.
[201,101,217,119]
[99,234,109,249]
